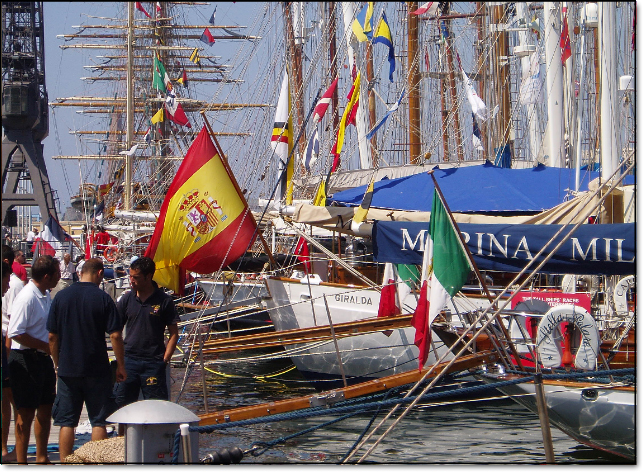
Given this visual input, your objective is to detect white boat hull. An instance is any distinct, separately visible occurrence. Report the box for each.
[484,375,635,460]
[263,277,453,382]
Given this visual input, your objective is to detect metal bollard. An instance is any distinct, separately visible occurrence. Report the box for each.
[180,423,193,464]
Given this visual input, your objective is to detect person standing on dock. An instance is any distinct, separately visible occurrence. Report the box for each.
[7,255,60,464]
[1,245,25,463]
[113,257,179,409]
[11,250,27,284]
[47,258,127,463]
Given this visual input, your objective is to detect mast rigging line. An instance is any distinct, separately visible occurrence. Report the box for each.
[345,156,636,463]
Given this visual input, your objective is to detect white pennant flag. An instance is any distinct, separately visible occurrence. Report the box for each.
[462,69,488,122]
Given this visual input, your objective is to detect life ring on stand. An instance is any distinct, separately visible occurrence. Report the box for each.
[536,305,600,370]
[613,275,635,318]
[104,245,118,263]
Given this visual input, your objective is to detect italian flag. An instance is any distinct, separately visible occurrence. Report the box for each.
[411,189,471,370]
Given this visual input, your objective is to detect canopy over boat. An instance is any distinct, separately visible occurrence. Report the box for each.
[373,221,635,276]
[328,162,635,214]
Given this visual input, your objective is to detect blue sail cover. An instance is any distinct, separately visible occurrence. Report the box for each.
[328,162,635,213]
[373,221,635,275]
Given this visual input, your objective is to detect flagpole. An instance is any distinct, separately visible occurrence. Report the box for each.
[200,111,277,268]
[428,170,525,371]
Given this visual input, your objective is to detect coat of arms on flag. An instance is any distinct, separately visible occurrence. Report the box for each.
[179,190,226,239]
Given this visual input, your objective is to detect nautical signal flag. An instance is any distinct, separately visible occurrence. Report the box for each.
[177,68,188,88]
[312,77,338,125]
[373,12,395,82]
[151,107,164,124]
[200,27,216,46]
[411,188,471,370]
[189,48,202,68]
[271,71,294,206]
[462,69,487,122]
[98,181,114,197]
[156,2,162,14]
[353,178,375,224]
[560,14,572,64]
[135,2,151,18]
[144,127,152,144]
[294,237,311,273]
[145,125,258,294]
[209,6,217,25]
[334,71,361,155]
[352,2,374,42]
[411,2,439,16]
[153,55,172,93]
[472,113,483,151]
[366,89,404,140]
[165,90,191,127]
[378,263,401,318]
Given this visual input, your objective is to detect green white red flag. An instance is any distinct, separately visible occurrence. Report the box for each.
[411,189,471,370]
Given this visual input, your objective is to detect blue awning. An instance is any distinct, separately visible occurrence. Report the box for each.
[328,162,635,213]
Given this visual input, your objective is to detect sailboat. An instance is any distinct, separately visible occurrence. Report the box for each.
[254,2,636,385]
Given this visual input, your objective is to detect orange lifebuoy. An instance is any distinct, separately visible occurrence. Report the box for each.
[104,246,118,263]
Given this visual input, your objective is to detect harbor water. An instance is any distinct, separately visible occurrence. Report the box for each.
[169,351,631,465]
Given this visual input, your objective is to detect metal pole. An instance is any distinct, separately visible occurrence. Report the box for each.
[323,295,348,388]
[199,326,209,414]
[180,423,193,464]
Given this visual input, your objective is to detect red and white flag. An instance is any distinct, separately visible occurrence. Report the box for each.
[165,90,191,127]
[156,2,162,14]
[312,77,339,124]
[412,2,439,16]
[135,2,151,18]
[378,263,400,318]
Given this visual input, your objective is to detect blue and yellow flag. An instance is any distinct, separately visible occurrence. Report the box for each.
[373,13,395,82]
[352,2,374,42]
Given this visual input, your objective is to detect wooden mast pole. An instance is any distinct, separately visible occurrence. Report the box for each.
[125,2,134,210]
[408,2,422,164]
[445,22,464,161]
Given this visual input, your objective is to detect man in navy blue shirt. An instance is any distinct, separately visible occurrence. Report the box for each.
[47,258,126,463]
[113,257,179,409]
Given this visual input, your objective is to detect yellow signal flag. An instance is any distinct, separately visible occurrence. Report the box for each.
[151,107,164,124]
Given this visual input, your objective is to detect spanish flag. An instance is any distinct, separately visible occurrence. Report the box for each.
[145,126,258,293]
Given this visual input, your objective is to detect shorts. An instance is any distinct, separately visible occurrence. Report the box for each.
[8,349,56,409]
[2,335,9,388]
[53,375,116,427]
[113,357,168,408]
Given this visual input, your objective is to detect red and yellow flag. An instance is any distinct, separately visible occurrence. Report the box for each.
[145,126,258,293]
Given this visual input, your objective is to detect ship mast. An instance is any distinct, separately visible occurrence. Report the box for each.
[125,2,134,210]
[408,2,421,164]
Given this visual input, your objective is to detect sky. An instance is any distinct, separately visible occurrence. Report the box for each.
[41,2,262,217]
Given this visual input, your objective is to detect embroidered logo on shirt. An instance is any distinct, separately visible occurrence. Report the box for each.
[151,305,161,315]
[146,376,158,386]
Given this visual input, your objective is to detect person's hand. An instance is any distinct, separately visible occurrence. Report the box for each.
[116,364,127,383]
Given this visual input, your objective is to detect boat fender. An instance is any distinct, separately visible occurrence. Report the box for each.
[536,305,600,370]
[613,275,635,317]
[104,245,118,263]
[201,447,243,464]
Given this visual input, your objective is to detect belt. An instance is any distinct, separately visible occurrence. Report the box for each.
[13,348,48,356]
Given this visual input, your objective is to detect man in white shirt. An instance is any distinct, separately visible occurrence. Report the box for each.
[25,228,36,243]
[7,255,61,464]
[1,245,24,463]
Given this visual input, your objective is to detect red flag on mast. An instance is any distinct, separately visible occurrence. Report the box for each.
[135,2,151,18]
[560,14,572,64]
